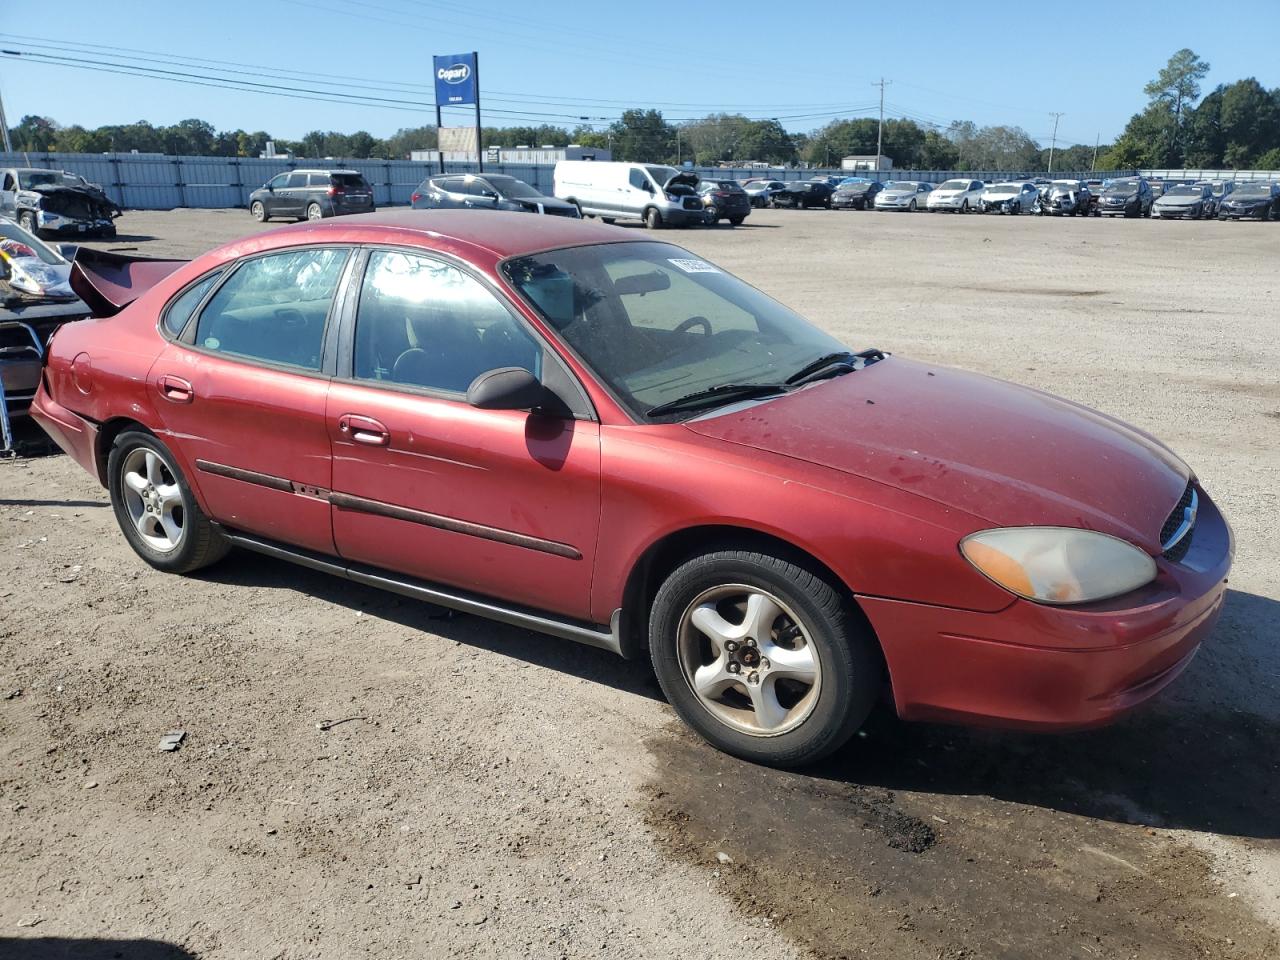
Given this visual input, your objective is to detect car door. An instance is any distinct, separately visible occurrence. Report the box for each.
[260,173,288,216]
[149,245,355,554]
[0,171,16,219]
[279,172,308,217]
[325,247,601,620]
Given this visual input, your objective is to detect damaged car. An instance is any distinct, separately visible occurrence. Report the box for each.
[28,211,1233,767]
[1,168,123,239]
[0,219,76,301]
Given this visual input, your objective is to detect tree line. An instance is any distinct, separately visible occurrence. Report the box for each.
[7,51,1278,171]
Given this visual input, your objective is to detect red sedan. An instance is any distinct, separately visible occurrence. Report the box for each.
[32,211,1232,767]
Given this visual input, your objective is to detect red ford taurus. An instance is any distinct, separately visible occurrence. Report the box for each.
[31,211,1232,766]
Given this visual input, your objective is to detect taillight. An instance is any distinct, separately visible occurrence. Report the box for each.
[328,185,345,197]
[411,192,422,204]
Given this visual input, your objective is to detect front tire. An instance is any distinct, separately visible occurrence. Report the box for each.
[18,211,38,234]
[908,199,917,212]
[649,549,881,768]
[108,431,229,574]
[644,207,662,230]
[729,216,745,226]
[251,200,268,222]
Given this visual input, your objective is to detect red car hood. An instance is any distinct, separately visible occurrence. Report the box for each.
[683,357,1190,550]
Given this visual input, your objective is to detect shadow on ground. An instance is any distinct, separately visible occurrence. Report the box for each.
[1,938,195,959]
[196,547,664,703]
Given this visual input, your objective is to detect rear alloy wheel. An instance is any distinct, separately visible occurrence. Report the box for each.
[307,202,324,221]
[108,431,229,574]
[650,549,880,767]
[644,207,663,230]
[251,200,268,222]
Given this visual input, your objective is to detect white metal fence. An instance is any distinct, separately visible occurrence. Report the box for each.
[9,152,1267,211]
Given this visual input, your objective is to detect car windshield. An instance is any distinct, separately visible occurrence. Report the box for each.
[883,181,916,190]
[1233,183,1272,197]
[18,171,62,189]
[837,182,868,191]
[986,185,1017,195]
[1105,180,1139,194]
[1165,186,1200,197]
[938,180,970,191]
[502,241,849,421]
[0,219,65,265]
[487,175,540,198]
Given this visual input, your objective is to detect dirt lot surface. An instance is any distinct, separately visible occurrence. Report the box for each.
[3,207,1278,960]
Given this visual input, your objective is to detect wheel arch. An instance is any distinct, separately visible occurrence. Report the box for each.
[618,524,886,681]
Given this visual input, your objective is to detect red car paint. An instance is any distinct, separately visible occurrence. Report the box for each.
[31,210,1233,731]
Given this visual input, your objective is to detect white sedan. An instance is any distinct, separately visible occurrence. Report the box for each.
[979,182,1040,215]
[874,181,933,211]
[926,178,985,213]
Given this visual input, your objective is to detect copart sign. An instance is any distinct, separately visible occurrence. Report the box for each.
[433,53,478,106]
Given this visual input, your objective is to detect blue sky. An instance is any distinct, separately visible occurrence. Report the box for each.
[2,0,1277,147]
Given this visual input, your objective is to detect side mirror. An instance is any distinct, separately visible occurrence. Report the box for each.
[467,367,556,412]
[266,184,275,192]
[643,181,655,193]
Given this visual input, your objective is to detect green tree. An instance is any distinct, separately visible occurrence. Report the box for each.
[384,126,438,158]
[608,109,674,163]
[1256,147,1280,170]
[919,130,959,169]
[1143,48,1210,163]
[1218,78,1280,168]
[10,115,58,151]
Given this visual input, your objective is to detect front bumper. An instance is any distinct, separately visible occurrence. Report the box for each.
[1219,205,1269,220]
[660,207,710,225]
[37,212,116,235]
[831,195,869,208]
[1152,205,1200,219]
[861,487,1233,731]
[1098,200,1137,216]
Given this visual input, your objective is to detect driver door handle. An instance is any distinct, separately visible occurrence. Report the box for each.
[338,414,390,446]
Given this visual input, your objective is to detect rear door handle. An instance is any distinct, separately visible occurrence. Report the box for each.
[338,414,390,446]
[157,375,194,403]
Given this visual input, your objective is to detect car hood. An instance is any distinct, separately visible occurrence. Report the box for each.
[1103,192,1138,200]
[510,195,578,213]
[682,357,1189,549]
[1157,195,1201,206]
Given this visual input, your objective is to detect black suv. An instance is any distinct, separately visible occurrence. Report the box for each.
[772,181,835,209]
[411,174,579,217]
[1097,178,1154,218]
[249,169,375,222]
[694,179,752,225]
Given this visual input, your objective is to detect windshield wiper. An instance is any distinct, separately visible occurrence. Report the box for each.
[785,348,887,387]
[644,382,788,418]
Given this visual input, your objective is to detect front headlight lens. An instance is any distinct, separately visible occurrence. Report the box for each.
[960,527,1157,605]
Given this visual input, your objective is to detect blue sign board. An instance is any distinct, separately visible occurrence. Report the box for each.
[433,53,478,107]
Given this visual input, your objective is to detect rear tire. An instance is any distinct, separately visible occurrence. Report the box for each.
[108,430,229,575]
[649,549,881,768]
[307,202,323,221]
[644,207,662,230]
[729,216,745,226]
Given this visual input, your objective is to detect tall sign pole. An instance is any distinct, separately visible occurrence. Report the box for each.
[472,51,482,173]
[433,52,480,174]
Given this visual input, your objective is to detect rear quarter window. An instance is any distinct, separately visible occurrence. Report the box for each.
[162,270,223,338]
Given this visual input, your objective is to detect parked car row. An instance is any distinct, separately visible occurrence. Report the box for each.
[237,164,1280,229]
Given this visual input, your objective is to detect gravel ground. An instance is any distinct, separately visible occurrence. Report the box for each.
[2,206,1277,960]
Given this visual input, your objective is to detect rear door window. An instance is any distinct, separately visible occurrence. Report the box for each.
[193,247,350,371]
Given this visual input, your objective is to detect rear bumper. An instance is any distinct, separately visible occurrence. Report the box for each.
[861,490,1233,731]
[29,385,102,482]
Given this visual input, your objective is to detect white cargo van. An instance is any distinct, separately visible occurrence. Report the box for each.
[553,161,707,229]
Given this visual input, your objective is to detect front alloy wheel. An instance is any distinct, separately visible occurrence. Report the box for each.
[251,200,267,222]
[650,549,881,767]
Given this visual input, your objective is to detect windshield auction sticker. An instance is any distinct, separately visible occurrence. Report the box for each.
[667,258,719,274]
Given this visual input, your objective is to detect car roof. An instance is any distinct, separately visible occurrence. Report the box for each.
[291,168,361,175]
[250,209,630,263]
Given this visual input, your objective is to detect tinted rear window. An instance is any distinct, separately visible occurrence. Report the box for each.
[332,174,368,188]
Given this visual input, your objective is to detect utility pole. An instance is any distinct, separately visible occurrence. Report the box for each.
[1091,131,1100,172]
[1047,112,1064,173]
[0,81,11,154]
[872,78,891,170]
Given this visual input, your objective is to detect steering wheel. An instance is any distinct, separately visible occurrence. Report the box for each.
[674,316,712,336]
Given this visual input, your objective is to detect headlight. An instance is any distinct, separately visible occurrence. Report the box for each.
[960,527,1156,605]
